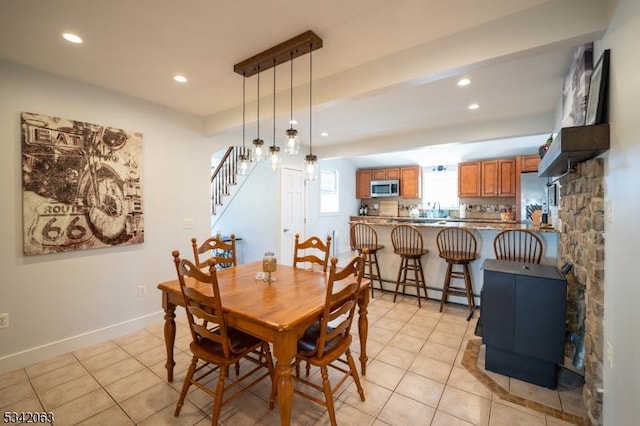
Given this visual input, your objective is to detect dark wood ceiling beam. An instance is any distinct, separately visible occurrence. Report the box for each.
[233,30,322,77]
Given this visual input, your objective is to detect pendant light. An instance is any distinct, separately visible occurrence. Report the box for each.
[304,45,318,181]
[252,66,264,162]
[238,72,250,175]
[269,59,281,170]
[284,52,299,154]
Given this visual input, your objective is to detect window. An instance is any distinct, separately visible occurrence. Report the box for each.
[319,169,339,214]
[423,165,458,209]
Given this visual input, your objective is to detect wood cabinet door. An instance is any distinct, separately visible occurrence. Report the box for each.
[481,161,498,196]
[372,169,386,180]
[497,159,516,196]
[400,166,421,198]
[385,168,401,180]
[356,170,372,199]
[458,162,481,197]
[520,155,541,173]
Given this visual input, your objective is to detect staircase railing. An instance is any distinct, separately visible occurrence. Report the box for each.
[211,146,240,215]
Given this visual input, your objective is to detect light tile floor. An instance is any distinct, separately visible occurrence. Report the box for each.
[0,292,586,425]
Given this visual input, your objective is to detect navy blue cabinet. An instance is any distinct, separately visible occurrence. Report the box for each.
[481,259,566,388]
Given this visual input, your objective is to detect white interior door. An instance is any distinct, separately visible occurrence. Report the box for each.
[279,168,305,265]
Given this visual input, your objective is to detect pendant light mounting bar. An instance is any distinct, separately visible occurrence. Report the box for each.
[234,30,322,77]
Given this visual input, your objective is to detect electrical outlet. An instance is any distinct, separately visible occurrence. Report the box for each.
[137,285,147,297]
[183,219,194,229]
[606,341,613,369]
[0,313,9,329]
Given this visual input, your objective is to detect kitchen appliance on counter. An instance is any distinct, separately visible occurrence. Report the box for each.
[370,180,399,197]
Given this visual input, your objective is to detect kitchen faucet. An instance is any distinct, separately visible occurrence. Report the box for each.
[432,201,441,218]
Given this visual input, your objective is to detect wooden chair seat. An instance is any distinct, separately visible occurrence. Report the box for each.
[292,254,366,426]
[390,225,429,307]
[436,227,478,317]
[350,222,384,296]
[171,251,275,425]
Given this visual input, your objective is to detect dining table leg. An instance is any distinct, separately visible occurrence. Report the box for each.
[161,297,177,382]
[357,288,370,376]
[272,330,297,426]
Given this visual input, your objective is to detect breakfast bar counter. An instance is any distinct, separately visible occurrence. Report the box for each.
[348,217,558,307]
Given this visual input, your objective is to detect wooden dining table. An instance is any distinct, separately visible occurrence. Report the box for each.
[157,261,370,426]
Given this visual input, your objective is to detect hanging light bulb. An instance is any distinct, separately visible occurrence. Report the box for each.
[238,72,250,175]
[284,52,299,154]
[304,45,318,181]
[269,59,281,170]
[252,66,264,162]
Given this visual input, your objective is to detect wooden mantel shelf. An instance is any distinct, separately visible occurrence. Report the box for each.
[538,124,610,178]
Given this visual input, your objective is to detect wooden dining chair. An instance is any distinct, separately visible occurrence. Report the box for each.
[293,233,331,272]
[191,234,237,269]
[350,222,384,297]
[436,227,479,316]
[493,229,543,263]
[292,253,366,426]
[390,225,429,307]
[171,250,275,425]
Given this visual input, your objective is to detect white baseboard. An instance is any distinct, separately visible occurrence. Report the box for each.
[0,310,165,375]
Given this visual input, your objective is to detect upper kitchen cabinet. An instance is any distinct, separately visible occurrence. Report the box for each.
[482,159,516,197]
[520,155,541,173]
[458,161,482,197]
[356,169,372,199]
[459,159,516,197]
[356,166,420,199]
[400,166,421,198]
[372,168,400,180]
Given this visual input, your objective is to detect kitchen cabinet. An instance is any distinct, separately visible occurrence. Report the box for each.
[458,162,481,197]
[400,166,421,198]
[356,169,372,199]
[459,159,515,197]
[481,260,566,388]
[520,155,541,173]
[481,160,516,196]
[372,168,400,180]
[356,166,418,199]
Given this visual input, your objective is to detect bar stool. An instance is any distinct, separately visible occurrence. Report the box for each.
[350,223,384,297]
[436,227,478,317]
[390,225,429,307]
[493,229,543,263]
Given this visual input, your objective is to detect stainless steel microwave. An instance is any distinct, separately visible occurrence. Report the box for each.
[370,180,399,197]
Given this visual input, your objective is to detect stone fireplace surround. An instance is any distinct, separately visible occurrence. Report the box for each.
[558,158,605,426]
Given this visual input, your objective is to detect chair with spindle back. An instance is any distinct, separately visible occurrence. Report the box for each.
[390,225,429,307]
[293,234,332,272]
[436,227,478,316]
[350,222,384,296]
[493,229,543,264]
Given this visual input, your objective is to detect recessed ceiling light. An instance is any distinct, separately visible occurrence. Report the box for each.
[457,78,471,87]
[468,103,480,110]
[173,75,188,83]
[62,33,83,44]
[321,132,329,137]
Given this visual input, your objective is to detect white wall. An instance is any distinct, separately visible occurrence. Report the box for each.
[0,61,228,373]
[212,156,357,264]
[601,0,640,424]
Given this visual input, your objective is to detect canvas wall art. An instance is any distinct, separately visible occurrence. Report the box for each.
[22,112,144,255]
[560,43,593,128]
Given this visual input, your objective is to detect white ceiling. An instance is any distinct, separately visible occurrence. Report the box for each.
[0,0,608,167]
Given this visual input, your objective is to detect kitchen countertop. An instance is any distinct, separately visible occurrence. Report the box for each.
[349,216,558,233]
